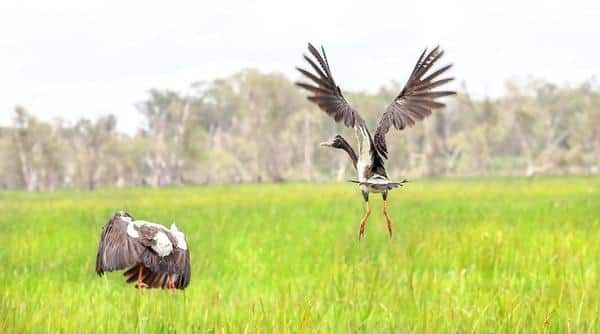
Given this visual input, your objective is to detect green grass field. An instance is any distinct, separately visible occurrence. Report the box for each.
[0,177,598,333]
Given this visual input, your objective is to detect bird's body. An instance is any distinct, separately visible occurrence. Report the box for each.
[296,43,454,238]
[96,211,191,291]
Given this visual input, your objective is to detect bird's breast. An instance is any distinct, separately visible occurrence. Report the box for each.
[356,160,370,182]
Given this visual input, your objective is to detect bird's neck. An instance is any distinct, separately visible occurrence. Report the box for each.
[335,136,358,169]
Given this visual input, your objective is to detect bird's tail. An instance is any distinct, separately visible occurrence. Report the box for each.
[123,264,188,290]
[123,264,170,289]
[347,179,408,190]
[387,179,409,189]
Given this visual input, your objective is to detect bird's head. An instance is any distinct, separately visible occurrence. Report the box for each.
[319,135,346,149]
[114,211,134,221]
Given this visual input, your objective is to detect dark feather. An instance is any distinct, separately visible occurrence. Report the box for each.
[96,212,145,276]
[374,46,455,158]
[295,67,334,89]
[97,212,191,290]
[296,42,363,129]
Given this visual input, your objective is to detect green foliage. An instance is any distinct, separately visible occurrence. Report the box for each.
[0,177,598,332]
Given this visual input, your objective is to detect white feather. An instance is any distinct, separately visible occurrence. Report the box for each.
[126,223,140,238]
[170,224,188,250]
[152,231,173,257]
[354,126,372,182]
[132,220,166,230]
[124,219,181,256]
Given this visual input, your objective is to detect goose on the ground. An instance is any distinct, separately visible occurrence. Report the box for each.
[96,211,191,291]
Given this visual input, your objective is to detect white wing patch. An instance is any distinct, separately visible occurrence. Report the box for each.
[126,222,140,238]
[132,220,167,230]
[152,231,173,257]
[124,219,187,254]
[170,224,188,250]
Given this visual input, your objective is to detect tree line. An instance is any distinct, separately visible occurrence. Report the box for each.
[1,69,598,190]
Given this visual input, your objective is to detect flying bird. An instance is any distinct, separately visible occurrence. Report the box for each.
[296,43,455,239]
[96,211,191,291]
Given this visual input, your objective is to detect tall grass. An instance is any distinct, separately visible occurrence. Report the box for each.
[0,177,598,332]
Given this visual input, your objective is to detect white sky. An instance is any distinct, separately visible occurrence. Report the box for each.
[1,0,598,133]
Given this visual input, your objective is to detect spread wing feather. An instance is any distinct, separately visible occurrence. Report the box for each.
[96,213,145,275]
[295,43,363,128]
[374,46,455,159]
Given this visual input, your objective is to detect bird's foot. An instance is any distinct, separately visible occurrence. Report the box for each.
[136,281,149,292]
[135,265,148,292]
[167,276,176,292]
[358,224,366,240]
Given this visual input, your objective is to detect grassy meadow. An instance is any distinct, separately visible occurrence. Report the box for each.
[0,176,598,333]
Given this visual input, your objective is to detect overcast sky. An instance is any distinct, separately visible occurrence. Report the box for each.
[1,0,598,133]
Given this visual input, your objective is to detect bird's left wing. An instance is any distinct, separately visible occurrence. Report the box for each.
[374,46,455,158]
[295,43,364,128]
[96,213,145,275]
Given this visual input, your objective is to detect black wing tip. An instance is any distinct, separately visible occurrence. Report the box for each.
[294,81,308,86]
[427,44,442,52]
[307,42,318,54]
[419,45,444,62]
[306,42,325,51]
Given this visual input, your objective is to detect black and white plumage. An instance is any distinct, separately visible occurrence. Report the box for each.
[296,43,455,239]
[96,211,191,290]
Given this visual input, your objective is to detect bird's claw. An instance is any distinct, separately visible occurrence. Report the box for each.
[136,282,149,289]
[358,228,365,240]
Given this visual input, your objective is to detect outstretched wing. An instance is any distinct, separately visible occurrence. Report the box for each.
[96,213,145,275]
[374,46,455,158]
[295,43,363,128]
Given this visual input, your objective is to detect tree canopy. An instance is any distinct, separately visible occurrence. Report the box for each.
[1,70,597,190]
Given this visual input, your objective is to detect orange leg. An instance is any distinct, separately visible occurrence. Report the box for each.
[383,200,393,238]
[136,266,148,292]
[358,201,372,240]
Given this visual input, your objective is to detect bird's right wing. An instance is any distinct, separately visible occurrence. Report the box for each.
[295,43,364,128]
[172,248,191,289]
[373,46,455,158]
[96,213,145,275]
